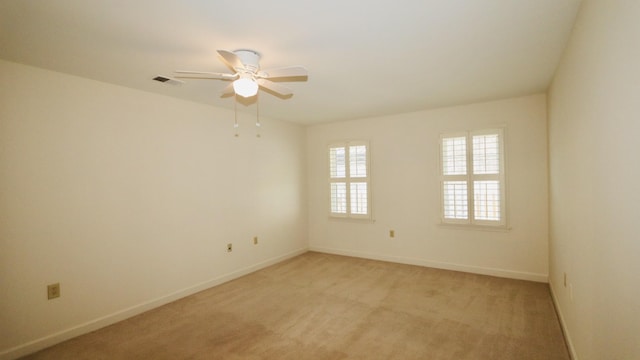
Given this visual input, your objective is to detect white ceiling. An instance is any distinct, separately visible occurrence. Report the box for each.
[0,0,581,125]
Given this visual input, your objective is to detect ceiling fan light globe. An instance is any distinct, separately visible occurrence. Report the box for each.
[233,78,258,97]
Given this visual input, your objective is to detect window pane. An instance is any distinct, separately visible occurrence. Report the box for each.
[443,181,468,219]
[442,137,467,175]
[350,182,368,215]
[330,183,347,213]
[474,181,501,221]
[349,145,367,178]
[473,134,500,174]
[329,147,346,178]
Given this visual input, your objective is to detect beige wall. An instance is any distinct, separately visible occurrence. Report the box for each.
[307,94,549,282]
[0,60,308,358]
[548,1,640,359]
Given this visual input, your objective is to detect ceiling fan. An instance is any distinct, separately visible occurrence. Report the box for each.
[175,49,308,98]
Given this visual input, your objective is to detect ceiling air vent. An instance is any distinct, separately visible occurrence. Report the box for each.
[153,76,184,86]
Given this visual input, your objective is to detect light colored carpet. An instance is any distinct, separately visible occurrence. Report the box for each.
[23,252,570,359]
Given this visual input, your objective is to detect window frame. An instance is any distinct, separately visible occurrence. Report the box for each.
[439,129,507,228]
[328,140,371,220]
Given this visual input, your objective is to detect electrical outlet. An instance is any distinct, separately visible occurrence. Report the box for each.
[389,230,395,238]
[227,243,232,252]
[47,283,60,300]
[253,236,258,245]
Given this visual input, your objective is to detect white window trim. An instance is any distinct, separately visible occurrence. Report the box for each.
[439,129,507,228]
[328,140,372,220]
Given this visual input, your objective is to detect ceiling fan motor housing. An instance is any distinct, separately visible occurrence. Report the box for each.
[234,49,261,73]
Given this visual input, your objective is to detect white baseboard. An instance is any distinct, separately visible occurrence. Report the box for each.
[309,246,548,283]
[0,247,308,360]
[549,283,578,360]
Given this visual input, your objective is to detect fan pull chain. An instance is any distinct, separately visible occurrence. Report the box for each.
[233,94,239,137]
[256,93,261,138]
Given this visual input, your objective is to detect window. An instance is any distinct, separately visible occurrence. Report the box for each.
[329,141,370,219]
[440,129,506,227]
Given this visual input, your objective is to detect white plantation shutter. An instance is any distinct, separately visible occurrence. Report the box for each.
[350,145,367,177]
[443,181,468,219]
[473,134,500,175]
[441,135,469,222]
[442,136,467,175]
[473,180,500,221]
[330,182,347,214]
[471,130,504,225]
[329,147,346,178]
[329,142,370,219]
[329,146,347,214]
[350,182,368,214]
[440,130,505,226]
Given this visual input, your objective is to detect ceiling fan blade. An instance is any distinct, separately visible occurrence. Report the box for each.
[217,50,244,70]
[174,70,237,80]
[257,78,293,96]
[221,82,235,96]
[258,66,308,79]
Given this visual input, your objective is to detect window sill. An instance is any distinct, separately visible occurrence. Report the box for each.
[437,222,511,232]
[329,216,375,224]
